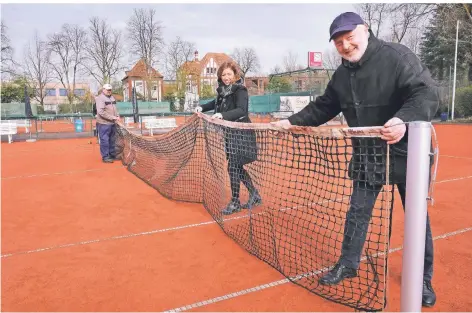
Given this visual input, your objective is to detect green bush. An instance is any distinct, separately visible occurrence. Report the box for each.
[200,84,215,100]
[455,85,472,118]
[75,101,93,114]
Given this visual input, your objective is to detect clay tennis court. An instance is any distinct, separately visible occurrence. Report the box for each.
[2,123,471,311]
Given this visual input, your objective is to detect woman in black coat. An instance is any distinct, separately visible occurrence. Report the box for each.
[195,61,261,215]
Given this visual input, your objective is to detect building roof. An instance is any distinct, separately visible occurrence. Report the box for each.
[122,59,163,81]
[181,52,235,76]
[201,52,233,69]
[181,60,201,76]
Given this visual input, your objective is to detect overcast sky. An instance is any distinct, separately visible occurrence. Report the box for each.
[1,3,355,89]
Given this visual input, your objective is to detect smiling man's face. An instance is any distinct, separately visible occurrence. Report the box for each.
[333,24,369,63]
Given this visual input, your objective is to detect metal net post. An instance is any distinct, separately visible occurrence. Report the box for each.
[400,121,432,312]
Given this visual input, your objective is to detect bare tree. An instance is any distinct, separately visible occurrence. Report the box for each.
[355,3,391,38]
[322,47,341,80]
[84,17,124,86]
[389,4,435,43]
[270,65,282,74]
[356,4,436,45]
[164,36,195,81]
[1,20,16,78]
[323,47,341,70]
[127,8,165,101]
[464,3,472,22]
[402,23,427,54]
[231,47,261,78]
[283,50,302,72]
[23,32,52,107]
[48,24,88,110]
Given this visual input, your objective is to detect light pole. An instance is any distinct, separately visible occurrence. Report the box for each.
[448,66,452,119]
[451,20,460,120]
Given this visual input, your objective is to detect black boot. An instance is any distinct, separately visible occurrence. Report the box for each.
[422,280,436,307]
[222,200,242,215]
[318,263,357,285]
[242,190,262,209]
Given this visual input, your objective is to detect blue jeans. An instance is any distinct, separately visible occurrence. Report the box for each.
[97,123,116,160]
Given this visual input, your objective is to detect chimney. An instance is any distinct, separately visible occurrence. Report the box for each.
[194,50,199,61]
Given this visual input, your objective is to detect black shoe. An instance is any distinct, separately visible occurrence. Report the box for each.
[319,263,357,285]
[242,191,262,209]
[422,280,436,307]
[102,158,114,163]
[222,201,242,215]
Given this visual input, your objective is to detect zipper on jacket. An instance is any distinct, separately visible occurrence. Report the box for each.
[349,70,360,126]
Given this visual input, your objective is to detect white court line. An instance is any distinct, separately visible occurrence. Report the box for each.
[2,175,471,258]
[0,221,216,259]
[1,144,94,156]
[1,197,348,259]
[1,167,122,180]
[435,175,472,184]
[164,226,472,313]
[441,155,472,160]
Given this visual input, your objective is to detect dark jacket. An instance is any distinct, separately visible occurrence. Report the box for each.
[200,79,251,122]
[200,79,257,165]
[288,31,439,183]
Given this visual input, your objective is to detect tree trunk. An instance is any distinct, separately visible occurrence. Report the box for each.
[468,63,472,82]
[438,58,444,81]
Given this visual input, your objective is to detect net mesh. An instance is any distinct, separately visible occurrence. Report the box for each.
[115,113,394,311]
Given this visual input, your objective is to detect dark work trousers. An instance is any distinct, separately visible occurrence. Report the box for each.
[339,180,434,282]
[97,123,116,160]
[228,161,257,202]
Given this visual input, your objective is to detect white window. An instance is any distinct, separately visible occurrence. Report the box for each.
[206,67,217,75]
[135,81,143,93]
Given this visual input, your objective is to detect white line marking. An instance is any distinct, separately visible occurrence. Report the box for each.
[1,144,94,156]
[1,221,216,258]
[1,167,121,180]
[441,155,472,160]
[1,197,346,259]
[435,175,472,184]
[1,175,469,258]
[164,226,472,312]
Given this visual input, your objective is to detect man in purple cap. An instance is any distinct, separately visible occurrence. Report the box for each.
[272,12,438,307]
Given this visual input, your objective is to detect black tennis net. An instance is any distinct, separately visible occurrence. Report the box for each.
[115,113,394,311]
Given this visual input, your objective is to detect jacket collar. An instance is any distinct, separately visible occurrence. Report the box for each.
[342,30,382,69]
[216,78,244,96]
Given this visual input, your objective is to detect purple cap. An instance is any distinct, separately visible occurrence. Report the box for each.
[329,12,365,41]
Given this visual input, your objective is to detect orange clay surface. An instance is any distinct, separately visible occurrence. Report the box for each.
[2,123,471,311]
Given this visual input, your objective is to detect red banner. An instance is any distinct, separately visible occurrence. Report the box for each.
[308,52,322,68]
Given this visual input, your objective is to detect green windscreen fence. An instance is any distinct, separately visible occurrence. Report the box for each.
[249,91,312,113]
[1,92,315,119]
[1,102,38,118]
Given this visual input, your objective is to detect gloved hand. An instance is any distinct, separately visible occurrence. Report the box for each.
[194,106,203,113]
[212,113,223,119]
